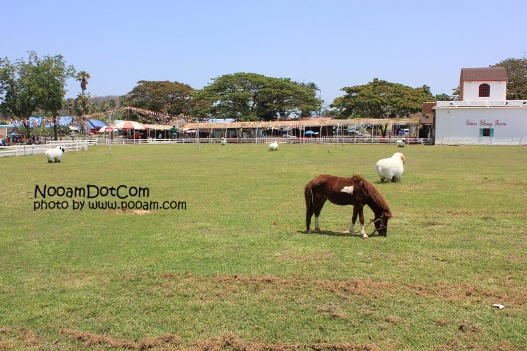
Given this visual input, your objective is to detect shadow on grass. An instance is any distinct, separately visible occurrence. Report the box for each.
[298,230,386,238]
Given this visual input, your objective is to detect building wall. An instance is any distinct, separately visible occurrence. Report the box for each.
[435,106,527,145]
[462,81,506,101]
[0,125,16,139]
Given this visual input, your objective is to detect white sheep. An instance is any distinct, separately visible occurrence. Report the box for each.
[45,146,65,163]
[268,141,279,151]
[376,152,405,182]
[395,139,405,147]
[221,138,227,145]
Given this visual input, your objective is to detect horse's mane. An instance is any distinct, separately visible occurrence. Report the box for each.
[352,174,391,213]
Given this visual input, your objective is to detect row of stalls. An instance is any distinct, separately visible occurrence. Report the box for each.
[98,121,177,139]
[3,116,422,144]
[180,117,421,140]
[1,117,178,144]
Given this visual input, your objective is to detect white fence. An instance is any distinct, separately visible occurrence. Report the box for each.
[0,140,92,158]
[98,136,428,145]
[0,136,429,158]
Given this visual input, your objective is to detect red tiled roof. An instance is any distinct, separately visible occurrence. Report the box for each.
[460,67,507,83]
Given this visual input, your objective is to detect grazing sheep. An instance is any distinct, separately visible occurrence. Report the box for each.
[395,139,405,147]
[45,146,65,163]
[376,152,405,182]
[268,141,279,151]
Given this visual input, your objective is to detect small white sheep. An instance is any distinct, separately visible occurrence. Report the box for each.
[45,146,65,163]
[221,138,227,145]
[376,152,405,182]
[395,139,405,147]
[268,141,279,151]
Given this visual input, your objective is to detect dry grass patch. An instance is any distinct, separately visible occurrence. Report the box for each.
[60,328,181,349]
[59,329,383,351]
[155,272,527,309]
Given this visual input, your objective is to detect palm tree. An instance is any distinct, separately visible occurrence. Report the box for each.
[75,71,91,135]
[76,71,91,95]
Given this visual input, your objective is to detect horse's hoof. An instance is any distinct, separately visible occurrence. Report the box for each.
[362,235,368,239]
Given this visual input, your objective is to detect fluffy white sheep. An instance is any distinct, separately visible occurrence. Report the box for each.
[395,139,405,147]
[376,152,405,182]
[220,138,227,145]
[45,146,65,163]
[268,141,279,151]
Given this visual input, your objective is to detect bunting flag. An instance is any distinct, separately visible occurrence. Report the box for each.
[85,107,204,126]
[4,116,73,128]
[1,107,204,129]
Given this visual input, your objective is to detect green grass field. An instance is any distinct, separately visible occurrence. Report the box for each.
[1,143,526,350]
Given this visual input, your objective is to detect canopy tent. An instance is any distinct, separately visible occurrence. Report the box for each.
[114,121,148,130]
[98,125,115,133]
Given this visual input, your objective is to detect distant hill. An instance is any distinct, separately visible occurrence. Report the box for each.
[89,95,120,103]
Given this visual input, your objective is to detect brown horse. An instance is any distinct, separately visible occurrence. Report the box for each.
[305,174,392,238]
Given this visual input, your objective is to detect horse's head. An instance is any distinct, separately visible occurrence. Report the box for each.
[374,211,392,236]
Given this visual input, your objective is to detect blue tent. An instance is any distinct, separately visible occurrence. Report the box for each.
[205,118,235,123]
[29,116,42,126]
[13,116,71,127]
[42,116,73,128]
[89,119,107,128]
[57,116,73,126]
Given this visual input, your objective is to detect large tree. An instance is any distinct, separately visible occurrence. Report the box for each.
[493,58,527,99]
[198,73,266,121]
[331,79,433,136]
[0,51,75,140]
[198,72,321,121]
[0,56,40,126]
[127,80,197,116]
[331,79,433,118]
[32,53,76,139]
[259,79,321,119]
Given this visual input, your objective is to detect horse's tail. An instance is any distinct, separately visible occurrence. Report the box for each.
[304,181,314,232]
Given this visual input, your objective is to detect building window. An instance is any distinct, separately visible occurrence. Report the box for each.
[480,128,494,137]
[479,83,490,97]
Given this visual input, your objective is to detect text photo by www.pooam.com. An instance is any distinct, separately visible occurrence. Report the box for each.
[33,184,186,212]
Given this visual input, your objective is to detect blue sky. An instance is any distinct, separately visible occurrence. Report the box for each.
[2,0,525,106]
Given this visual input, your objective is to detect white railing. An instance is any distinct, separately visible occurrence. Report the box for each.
[0,140,90,158]
[94,136,428,145]
[0,136,430,157]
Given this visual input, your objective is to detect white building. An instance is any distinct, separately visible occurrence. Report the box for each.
[434,67,527,145]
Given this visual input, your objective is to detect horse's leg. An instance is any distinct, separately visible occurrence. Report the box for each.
[306,199,313,233]
[357,205,368,239]
[313,199,326,232]
[350,206,359,234]
[306,209,312,233]
[305,183,314,233]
